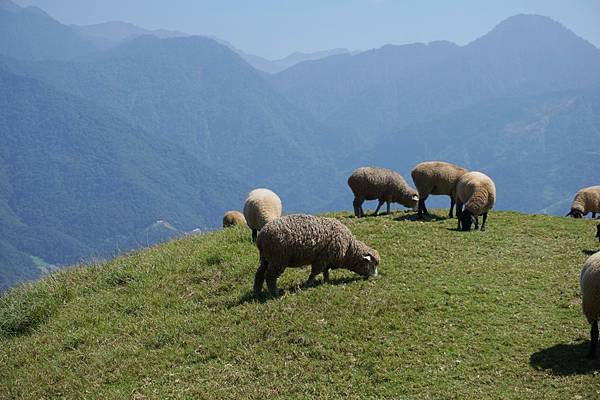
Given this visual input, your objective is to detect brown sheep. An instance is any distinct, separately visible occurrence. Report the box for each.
[348,167,418,218]
[254,214,380,297]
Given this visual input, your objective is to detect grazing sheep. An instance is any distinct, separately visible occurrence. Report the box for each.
[411,161,468,219]
[455,171,496,231]
[347,167,419,218]
[243,188,282,242]
[222,211,246,228]
[566,186,600,219]
[580,251,600,358]
[253,214,380,297]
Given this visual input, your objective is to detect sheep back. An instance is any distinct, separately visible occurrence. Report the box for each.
[571,186,600,215]
[243,188,282,231]
[348,167,418,208]
[256,214,379,271]
[456,171,496,216]
[581,251,600,324]
[411,161,467,198]
[222,211,246,228]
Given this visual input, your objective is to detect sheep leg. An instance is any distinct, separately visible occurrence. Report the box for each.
[251,229,258,243]
[373,199,385,216]
[590,320,599,359]
[305,263,325,287]
[480,213,488,231]
[593,212,597,219]
[253,257,268,297]
[417,197,429,219]
[449,197,456,218]
[266,268,282,297]
[421,198,430,216]
[353,197,365,218]
[456,202,463,230]
[474,216,479,230]
[386,201,391,214]
[323,268,330,283]
[305,272,319,287]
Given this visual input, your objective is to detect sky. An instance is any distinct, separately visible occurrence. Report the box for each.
[13,0,600,59]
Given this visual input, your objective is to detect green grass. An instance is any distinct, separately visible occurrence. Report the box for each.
[1,210,599,399]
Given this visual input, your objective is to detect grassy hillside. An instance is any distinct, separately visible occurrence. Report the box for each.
[1,211,599,399]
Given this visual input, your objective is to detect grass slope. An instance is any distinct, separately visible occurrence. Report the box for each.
[1,211,599,399]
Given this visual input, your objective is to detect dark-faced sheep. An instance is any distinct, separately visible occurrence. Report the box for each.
[566,186,600,219]
[243,188,282,242]
[253,214,380,297]
[455,171,496,231]
[411,161,468,219]
[348,167,418,218]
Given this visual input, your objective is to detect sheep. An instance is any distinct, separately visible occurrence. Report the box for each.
[222,211,246,228]
[243,188,282,242]
[455,171,496,231]
[566,186,600,219]
[347,167,419,218]
[253,214,380,297]
[580,251,600,358]
[411,161,468,219]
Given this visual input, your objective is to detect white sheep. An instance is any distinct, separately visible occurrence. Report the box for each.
[243,188,282,242]
[347,167,418,218]
[411,161,468,219]
[222,210,246,228]
[580,251,600,358]
[567,186,600,219]
[455,171,496,231]
[253,214,380,297]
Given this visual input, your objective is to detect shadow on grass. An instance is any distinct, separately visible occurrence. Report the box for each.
[350,212,394,219]
[393,212,450,222]
[226,275,364,308]
[582,249,598,256]
[445,227,471,232]
[529,341,600,375]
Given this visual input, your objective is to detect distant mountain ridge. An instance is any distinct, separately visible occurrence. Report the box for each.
[241,48,352,74]
[73,21,189,49]
[0,0,96,60]
[271,14,600,149]
[73,19,351,73]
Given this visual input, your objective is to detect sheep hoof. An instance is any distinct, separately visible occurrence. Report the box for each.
[303,279,317,288]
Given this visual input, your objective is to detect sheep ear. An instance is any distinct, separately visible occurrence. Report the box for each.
[565,210,573,217]
[412,195,419,201]
[363,255,372,262]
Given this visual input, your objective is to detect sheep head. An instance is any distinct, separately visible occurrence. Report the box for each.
[409,194,419,211]
[566,208,583,218]
[460,209,477,231]
[348,245,380,278]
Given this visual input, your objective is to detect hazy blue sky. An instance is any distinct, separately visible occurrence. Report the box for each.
[13,0,600,59]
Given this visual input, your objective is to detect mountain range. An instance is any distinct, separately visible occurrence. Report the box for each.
[1,0,599,291]
[72,19,352,73]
